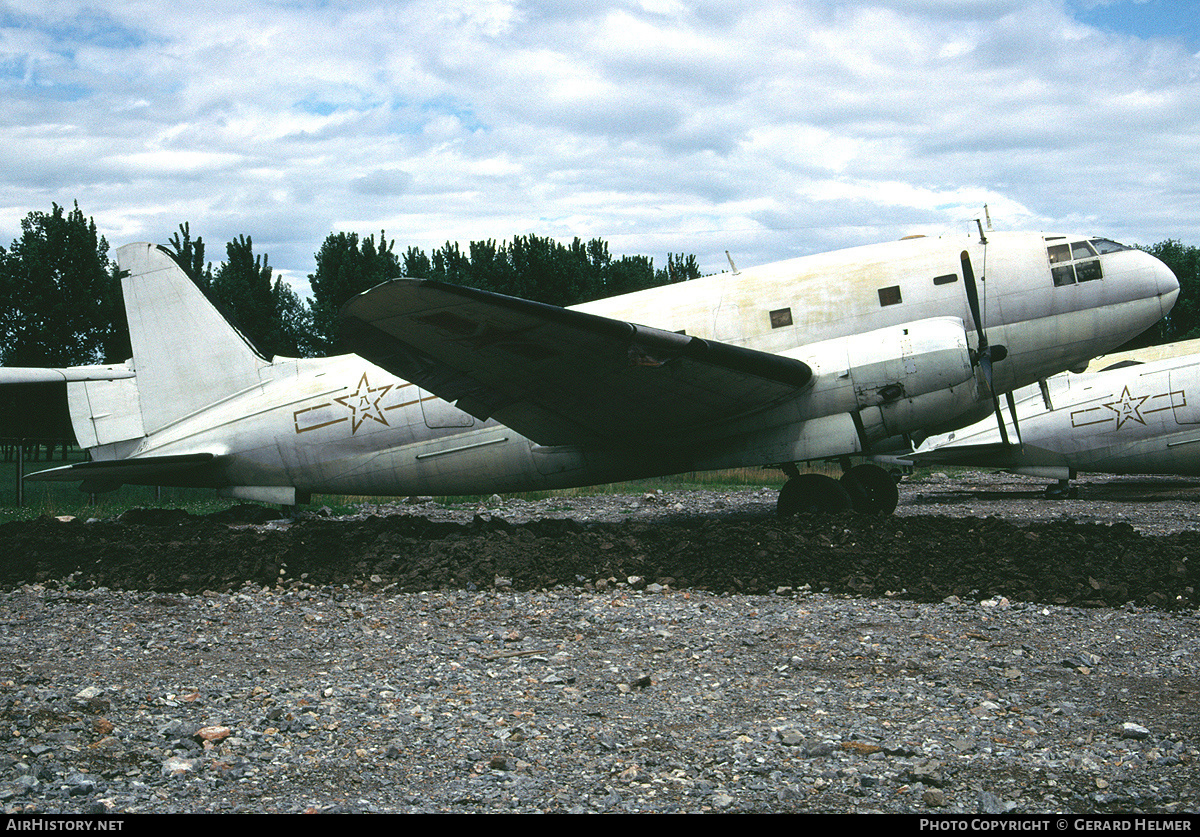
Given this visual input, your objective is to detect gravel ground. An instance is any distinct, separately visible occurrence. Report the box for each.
[1,470,1198,814]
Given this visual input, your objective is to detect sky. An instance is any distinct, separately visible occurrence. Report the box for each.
[1,0,1198,295]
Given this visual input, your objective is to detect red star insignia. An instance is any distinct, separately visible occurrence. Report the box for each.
[1103,385,1150,430]
[334,373,393,433]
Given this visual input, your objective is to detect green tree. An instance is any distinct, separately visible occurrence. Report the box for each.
[430,240,471,286]
[308,231,402,355]
[273,279,314,358]
[1144,240,1200,344]
[391,236,694,306]
[401,246,431,279]
[0,202,115,366]
[208,235,311,358]
[211,234,274,352]
[601,253,657,297]
[655,252,702,285]
[97,262,132,364]
[166,222,212,288]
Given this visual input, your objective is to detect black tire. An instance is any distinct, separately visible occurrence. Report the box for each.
[1044,482,1077,500]
[777,474,853,517]
[839,464,900,515]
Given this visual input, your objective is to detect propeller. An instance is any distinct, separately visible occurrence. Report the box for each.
[960,249,1020,446]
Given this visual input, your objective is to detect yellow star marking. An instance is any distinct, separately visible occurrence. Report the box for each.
[1103,385,1151,430]
[334,373,393,433]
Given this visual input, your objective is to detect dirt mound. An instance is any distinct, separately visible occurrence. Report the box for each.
[0,509,1195,609]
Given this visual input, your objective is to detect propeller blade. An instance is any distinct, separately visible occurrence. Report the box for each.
[960,250,986,348]
[1005,390,1023,446]
[961,249,1017,447]
[992,394,1010,446]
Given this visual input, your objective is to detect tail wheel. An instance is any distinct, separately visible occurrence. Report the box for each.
[839,464,899,515]
[777,473,853,517]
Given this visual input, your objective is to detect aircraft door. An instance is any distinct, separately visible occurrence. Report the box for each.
[1169,371,1200,425]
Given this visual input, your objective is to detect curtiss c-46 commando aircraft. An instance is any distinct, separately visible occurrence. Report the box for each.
[3,229,1178,516]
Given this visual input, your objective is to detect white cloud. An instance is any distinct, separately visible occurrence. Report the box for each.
[0,0,1196,291]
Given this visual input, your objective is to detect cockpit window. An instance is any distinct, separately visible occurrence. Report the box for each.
[1089,238,1130,254]
[1049,240,1103,286]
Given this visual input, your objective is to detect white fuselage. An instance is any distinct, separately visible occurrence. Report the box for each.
[918,346,1200,480]
[71,231,1179,504]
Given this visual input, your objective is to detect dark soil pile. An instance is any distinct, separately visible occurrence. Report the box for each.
[1,508,1195,609]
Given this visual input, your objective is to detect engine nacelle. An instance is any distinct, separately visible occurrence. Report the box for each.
[786,316,976,424]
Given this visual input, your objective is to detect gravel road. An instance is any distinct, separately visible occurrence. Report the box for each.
[1,470,1198,814]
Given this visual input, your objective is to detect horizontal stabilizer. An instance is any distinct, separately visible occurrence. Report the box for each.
[25,453,218,490]
[341,280,813,447]
[0,365,137,445]
[0,366,134,384]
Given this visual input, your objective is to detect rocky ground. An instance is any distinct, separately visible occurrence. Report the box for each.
[0,470,1198,814]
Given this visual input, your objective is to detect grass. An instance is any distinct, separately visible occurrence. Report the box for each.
[424,466,801,508]
[0,449,818,520]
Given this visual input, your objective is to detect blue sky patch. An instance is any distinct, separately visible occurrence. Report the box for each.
[1070,0,1200,50]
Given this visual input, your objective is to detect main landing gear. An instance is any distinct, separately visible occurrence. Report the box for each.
[1044,479,1079,500]
[777,462,899,517]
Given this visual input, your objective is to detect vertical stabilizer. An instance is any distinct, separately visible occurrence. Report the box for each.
[116,243,269,435]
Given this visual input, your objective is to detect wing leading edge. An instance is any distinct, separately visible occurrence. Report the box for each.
[341,280,813,448]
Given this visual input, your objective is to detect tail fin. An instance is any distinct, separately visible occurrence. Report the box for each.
[116,243,269,435]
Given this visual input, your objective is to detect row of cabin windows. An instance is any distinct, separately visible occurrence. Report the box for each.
[768,278,921,326]
[767,238,1131,327]
[1045,238,1128,286]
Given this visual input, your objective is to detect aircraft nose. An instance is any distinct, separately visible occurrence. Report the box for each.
[1151,253,1180,317]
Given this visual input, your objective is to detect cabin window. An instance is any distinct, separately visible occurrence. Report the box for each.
[1048,244,1071,264]
[878,285,902,306]
[769,308,793,328]
[1090,238,1130,254]
[1048,240,1103,286]
[933,273,957,286]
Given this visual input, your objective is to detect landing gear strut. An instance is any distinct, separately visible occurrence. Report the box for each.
[776,462,899,517]
[1044,479,1078,500]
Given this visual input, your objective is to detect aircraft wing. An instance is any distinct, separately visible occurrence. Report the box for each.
[341,280,813,447]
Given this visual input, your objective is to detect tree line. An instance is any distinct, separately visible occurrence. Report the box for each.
[0,203,702,364]
[2,202,1199,367]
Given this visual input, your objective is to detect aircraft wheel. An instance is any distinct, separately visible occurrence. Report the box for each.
[1044,481,1078,500]
[839,464,900,515]
[777,474,853,517]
